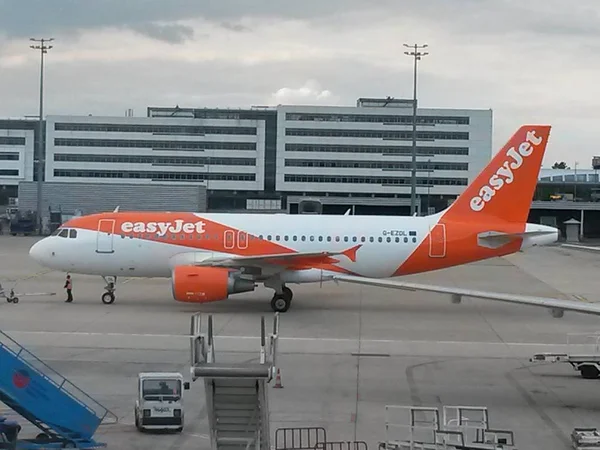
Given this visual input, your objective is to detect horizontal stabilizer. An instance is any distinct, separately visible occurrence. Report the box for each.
[477,230,555,249]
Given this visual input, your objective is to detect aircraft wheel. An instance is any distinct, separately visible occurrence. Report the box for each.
[580,365,600,379]
[282,286,293,301]
[102,292,115,305]
[6,297,12,303]
[271,295,291,313]
[12,297,18,304]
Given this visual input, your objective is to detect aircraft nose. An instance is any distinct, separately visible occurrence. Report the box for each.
[29,239,47,264]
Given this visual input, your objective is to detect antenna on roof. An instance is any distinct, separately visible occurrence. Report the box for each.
[113,206,120,213]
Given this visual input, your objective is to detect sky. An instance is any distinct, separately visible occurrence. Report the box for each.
[1,0,599,168]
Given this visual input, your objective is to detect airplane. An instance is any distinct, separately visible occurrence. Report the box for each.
[28,124,600,318]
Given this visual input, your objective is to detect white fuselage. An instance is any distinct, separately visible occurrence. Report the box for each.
[29,212,558,284]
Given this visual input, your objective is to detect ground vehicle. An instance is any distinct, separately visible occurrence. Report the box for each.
[134,373,190,432]
[0,417,20,450]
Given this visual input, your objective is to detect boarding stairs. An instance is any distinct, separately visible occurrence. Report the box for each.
[190,313,280,450]
[0,330,118,448]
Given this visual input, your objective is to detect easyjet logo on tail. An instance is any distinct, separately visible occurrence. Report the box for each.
[121,219,206,236]
[470,130,544,212]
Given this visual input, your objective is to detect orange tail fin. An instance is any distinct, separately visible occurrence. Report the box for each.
[444,125,551,224]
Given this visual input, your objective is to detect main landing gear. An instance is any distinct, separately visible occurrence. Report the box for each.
[101,276,117,305]
[270,286,293,313]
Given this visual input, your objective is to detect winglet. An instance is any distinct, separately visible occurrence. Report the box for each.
[341,244,362,263]
[443,125,551,224]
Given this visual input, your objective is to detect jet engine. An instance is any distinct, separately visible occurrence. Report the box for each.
[171,266,256,303]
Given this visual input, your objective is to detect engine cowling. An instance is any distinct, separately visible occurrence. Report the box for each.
[171,265,256,303]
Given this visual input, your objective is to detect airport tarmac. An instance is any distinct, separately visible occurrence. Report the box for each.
[2,236,600,449]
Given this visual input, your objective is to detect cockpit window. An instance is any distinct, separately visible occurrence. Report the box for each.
[69,229,77,239]
[58,229,69,238]
[51,228,62,236]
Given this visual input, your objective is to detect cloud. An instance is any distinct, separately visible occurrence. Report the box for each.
[270,80,339,105]
[128,23,195,44]
[1,0,600,167]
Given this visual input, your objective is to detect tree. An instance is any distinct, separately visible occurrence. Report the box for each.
[552,161,570,169]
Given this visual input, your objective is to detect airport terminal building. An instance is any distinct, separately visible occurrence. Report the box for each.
[2,98,493,220]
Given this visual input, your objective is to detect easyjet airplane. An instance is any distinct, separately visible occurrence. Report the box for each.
[26,125,600,317]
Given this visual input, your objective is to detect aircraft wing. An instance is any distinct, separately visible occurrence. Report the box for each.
[194,245,361,269]
[331,274,600,318]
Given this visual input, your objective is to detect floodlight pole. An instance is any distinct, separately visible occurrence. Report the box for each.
[404,43,428,216]
[30,37,54,235]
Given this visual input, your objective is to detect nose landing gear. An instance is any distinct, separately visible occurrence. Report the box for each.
[101,276,117,304]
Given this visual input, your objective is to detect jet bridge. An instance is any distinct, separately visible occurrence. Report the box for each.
[190,312,280,450]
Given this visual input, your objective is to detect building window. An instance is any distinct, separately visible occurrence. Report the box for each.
[0,137,26,146]
[286,128,469,140]
[285,143,469,156]
[53,169,256,182]
[54,122,257,135]
[283,174,468,186]
[54,138,257,151]
[285,112,470,125]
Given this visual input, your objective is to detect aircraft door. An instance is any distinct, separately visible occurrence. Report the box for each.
[429,223,446,258]
[224,230,235,250]
[96,219,115,253]
[237,231,248,249]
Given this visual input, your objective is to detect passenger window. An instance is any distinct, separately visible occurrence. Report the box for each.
[310,236,314,242]
[327,236,331,242]
[267,235,272,240]
[318,236,323,242]
[369,237,374,242]
[58,229,69,238]
[352,236,357,242]
[69,229,77,239]
[404,237,409,243]
[293,236,297,241]
[284,236,289,241]
[386,237,391,243]
[412,237,417,243]
[259,235,263,240]
[301,236,306,241]
[335,236,340,242]
[395,237,400,243]
[361,237,366,242]
[344,236,348,242]
[378,237,383,243]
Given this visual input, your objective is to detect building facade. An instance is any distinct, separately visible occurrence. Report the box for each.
[276,99,492,213]
[5,98,494,216]
[0,119,38,202]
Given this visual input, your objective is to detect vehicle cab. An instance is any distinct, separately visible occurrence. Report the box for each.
[0,416,21,450]
[134,372,190,432]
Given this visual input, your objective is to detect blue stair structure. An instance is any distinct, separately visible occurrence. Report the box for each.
[0,330,118,448]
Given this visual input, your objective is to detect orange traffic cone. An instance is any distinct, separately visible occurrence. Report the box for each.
[273,368,283,388]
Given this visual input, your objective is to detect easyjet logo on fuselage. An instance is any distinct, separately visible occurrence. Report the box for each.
[121,219,206,237]
[470,130,544,212]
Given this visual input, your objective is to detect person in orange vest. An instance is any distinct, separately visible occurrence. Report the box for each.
[64,274,73,303]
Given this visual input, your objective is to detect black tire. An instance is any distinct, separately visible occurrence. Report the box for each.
[282,286,293,300]
[36,433,49,442]
[176,427,183,433]
[6,297,12,303]
[101,292,115,304]
[271,296,290,313]
[580,365,600,379]
[12,297,18,304]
